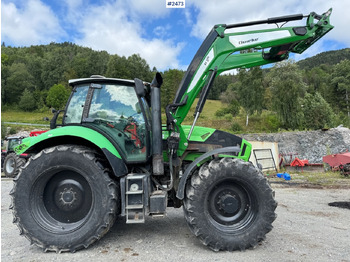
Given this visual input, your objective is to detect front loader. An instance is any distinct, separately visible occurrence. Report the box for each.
[11,9,333,252]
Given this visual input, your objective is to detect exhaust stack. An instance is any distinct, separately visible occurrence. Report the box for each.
[150,73,164,175]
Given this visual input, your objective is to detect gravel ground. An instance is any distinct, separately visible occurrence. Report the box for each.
[1,178,350,262]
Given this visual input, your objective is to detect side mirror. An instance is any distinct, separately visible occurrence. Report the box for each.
[50,110,65,129]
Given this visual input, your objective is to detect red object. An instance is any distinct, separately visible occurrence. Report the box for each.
[323,152,350,168]
[29,130,48,137]
[290,157,309,167]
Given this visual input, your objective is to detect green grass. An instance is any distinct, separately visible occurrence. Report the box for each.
[183,99,232,129]
[1,110,52,138]
[181,99,281,134]
[2,100,280,135]
[268,171,350,188]
[1,111,51,124]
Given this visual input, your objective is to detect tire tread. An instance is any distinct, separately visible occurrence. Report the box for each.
[11,145,119,253]
[183,158,277,251]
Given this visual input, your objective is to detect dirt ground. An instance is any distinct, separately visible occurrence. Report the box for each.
[1,178,350,262]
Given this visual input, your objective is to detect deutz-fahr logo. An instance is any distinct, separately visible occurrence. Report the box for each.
[239,38,259,45]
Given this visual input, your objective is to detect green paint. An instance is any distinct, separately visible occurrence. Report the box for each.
[15,126,122,159]
[174,10,333,125]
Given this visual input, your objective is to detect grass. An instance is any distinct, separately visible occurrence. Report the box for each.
[183,99,232,129]
[268,170,350,188]
[1,110,52,138]
[1,110,51,124]
[162,98,231,130]
[0,99,282,134]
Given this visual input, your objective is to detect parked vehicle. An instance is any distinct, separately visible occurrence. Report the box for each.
[2,136,27,178]
[11,9,333,252]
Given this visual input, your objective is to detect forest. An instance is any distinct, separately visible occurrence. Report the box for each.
[1,42,350,131]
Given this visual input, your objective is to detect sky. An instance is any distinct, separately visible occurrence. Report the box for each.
[1,0,349,71]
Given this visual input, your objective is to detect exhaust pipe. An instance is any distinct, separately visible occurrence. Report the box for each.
[150,73,164,176]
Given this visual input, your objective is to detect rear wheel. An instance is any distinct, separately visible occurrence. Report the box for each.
[183,158,277,251]
[10,145,119,252]
[4,153,25,178]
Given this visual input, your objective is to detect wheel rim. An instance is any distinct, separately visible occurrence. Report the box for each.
[31,167,93,233]
[5,157,15,174]
[206,179,258,232]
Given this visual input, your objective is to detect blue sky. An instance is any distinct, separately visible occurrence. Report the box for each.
[1,0,349,71]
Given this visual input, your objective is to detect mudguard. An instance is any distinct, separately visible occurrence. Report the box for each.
[15,126,128,177]
[176,146,241,200]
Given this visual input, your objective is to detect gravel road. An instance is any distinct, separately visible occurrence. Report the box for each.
[1,178,350,262]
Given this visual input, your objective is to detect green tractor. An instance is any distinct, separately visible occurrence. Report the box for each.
[2,136,27,178]
[11,9,333,252]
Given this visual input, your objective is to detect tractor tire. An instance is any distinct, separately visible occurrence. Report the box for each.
[10,145,119,252]
[4,153,26,178]
[183,158,277,251]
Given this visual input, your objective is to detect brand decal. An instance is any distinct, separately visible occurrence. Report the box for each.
[239,38,259,45]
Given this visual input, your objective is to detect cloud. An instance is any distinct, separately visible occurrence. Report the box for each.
[1,0,66,45]
[153,24,172,38]
[74,2,184,70]
[63,0,82,10]
[126,0,171,19]
[2,0,347,72]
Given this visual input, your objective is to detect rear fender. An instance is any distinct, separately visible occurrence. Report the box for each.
[15,126,127,177]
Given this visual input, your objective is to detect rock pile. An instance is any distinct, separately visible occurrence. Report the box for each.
[241,126,350,164]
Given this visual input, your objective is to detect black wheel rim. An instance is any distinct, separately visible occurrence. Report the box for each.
[205,179,258,232]
[31,167,93,233]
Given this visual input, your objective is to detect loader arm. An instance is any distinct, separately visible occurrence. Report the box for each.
[171,9,333,127]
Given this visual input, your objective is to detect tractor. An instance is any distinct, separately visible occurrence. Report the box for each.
[2,136,27,177]
[2,131,47,177]
[11,9,333,252]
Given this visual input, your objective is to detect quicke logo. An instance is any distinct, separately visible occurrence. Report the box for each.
[239,38,259,45]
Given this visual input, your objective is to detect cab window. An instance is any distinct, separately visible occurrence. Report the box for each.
[88,84,148,162]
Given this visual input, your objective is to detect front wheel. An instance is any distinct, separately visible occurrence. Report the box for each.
[183,158,277,251]
[10,145,119,252]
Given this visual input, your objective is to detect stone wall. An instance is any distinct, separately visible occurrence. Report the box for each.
[240,126,350,164]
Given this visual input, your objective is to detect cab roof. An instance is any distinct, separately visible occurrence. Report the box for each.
[68,75,135,87]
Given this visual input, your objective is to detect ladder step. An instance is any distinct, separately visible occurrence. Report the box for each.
[151,213,166,218]
[126,205,144,209]
[126,175,146,180]
[124,173,148,224]
[126,209,145,223]
[126,190,143,195]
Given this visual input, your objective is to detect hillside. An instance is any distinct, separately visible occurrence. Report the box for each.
[2,43,350,133]
[297,48,350,70]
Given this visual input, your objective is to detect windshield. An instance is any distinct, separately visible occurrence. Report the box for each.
[8,139,22,151]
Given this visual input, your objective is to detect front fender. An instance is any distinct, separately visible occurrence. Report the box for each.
[15,126,122,159]
[176,146,241,200]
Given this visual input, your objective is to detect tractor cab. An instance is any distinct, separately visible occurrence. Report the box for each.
[5,136,24,152]
[63,76,151,163]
